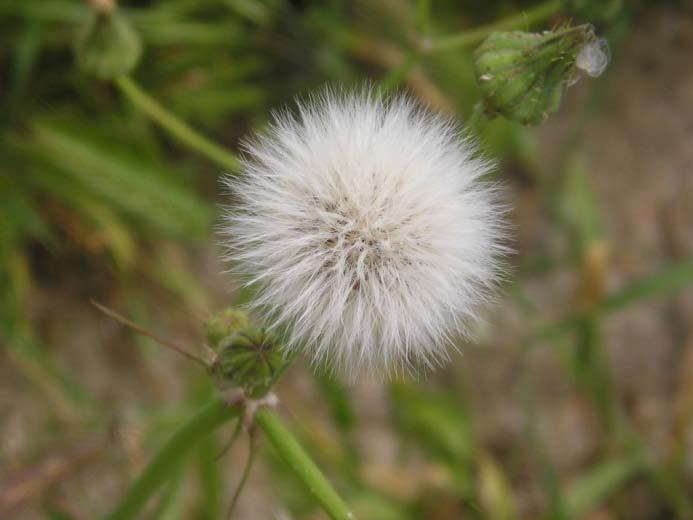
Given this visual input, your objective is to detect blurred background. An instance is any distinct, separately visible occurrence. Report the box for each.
[1,0,693,518]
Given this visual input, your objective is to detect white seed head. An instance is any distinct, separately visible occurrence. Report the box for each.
[221,88,508,376]
[576,38,610,78]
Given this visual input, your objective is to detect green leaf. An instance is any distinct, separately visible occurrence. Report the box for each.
[389,381,475,494]
[477,452,516,520]
[30,122,211,240]
[195,433,222,520]
[601,259,693,313]
[533,258,693,341]
[564,457,642,518]
[313,372,360,469]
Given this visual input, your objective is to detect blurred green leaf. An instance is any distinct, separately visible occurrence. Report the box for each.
[195,432,222,520]
[0,173,48,251]
[477,452,516,520]
[168,86,266,127]
[390,382,474,464]
[564,457,642,518]
[601,259,693,313]
[313,372,360,472]
[534,258,693,341]
[1,19,41,126]
[30,171,137,268]
[149,460,188,520]
[390,381,475,496]
[557,155,604,257]
[314,374,357,437]
[350,491,413,520]
[29,122,211,240]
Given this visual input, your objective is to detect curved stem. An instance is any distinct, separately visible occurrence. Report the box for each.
[254,408,354,520]
[226,431,258,518]
[426,0,563,53]
[105,399,239,520]
[114,75,240,173]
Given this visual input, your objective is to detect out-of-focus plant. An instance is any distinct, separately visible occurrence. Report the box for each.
[96,304,353,520]
[3,0,693,519]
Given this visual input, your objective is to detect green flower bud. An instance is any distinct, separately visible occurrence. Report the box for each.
[207,311,287,398]
[205,308,250,347]
[473,25,602,125]
[74,8,141,79]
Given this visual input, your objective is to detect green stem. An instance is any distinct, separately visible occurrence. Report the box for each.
[254,408,354,520]
[416,0,432,35]
[105,399,239,520]
[426,0,563,53]
[114,75,240,173]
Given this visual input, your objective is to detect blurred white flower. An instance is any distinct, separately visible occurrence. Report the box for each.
[222,88,508,376]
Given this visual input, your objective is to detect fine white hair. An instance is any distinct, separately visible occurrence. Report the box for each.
[222,87,508,376]
[576,38,610,78]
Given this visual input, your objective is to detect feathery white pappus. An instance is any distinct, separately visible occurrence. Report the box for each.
[221,88,508,376]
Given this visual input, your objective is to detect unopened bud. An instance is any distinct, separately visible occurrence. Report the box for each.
[473,25,608,125]
[74,7,141,79]
[205,308,250,347]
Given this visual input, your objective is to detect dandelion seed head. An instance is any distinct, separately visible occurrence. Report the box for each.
[222,87,509,376]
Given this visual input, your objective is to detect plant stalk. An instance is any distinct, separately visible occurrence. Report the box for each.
[114,75,240,173]
[104,400,354,520]
[254,408,355,520]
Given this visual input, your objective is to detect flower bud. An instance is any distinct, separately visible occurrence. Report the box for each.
[473,25,606,125]
[74,8,141,79]
[206,310,287,398]
[205,308,250,347]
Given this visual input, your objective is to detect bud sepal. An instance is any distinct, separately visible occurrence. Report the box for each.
[206,309,289,399]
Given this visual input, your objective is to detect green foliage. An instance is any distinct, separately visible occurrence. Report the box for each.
[600,259,693,314]
[564,456,642,518]
[556,155,604,257]
[1,1,690,519]
[390,381,476,496]
[30,122,211,240]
